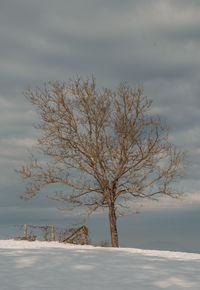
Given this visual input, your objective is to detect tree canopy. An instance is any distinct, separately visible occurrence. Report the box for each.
[18,77,185,247]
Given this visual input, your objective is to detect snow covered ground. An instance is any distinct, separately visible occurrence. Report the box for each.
[0,240,200,290]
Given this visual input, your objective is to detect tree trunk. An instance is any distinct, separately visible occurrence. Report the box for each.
[108,203,119,247]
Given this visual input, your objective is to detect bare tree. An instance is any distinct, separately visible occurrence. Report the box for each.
[18,77,185,247]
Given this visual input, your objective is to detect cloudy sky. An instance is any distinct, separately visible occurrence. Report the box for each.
[1,0,200,224]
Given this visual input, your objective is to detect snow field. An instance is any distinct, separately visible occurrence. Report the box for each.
[0,240,200,290]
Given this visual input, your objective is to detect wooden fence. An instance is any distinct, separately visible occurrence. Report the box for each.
[17,224,89,245]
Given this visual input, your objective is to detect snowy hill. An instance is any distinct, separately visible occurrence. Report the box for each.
[0,240,200,290]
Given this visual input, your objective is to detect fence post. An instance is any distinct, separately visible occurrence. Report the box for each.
[51,225,56,241]
[43,226,48,241]
[24,224,28,240]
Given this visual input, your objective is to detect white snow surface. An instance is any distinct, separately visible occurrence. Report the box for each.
[0,240,200,290]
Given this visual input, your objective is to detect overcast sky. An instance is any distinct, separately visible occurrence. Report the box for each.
[1,0,200,223]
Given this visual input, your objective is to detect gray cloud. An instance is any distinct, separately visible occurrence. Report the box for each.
[1,0,200,222]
